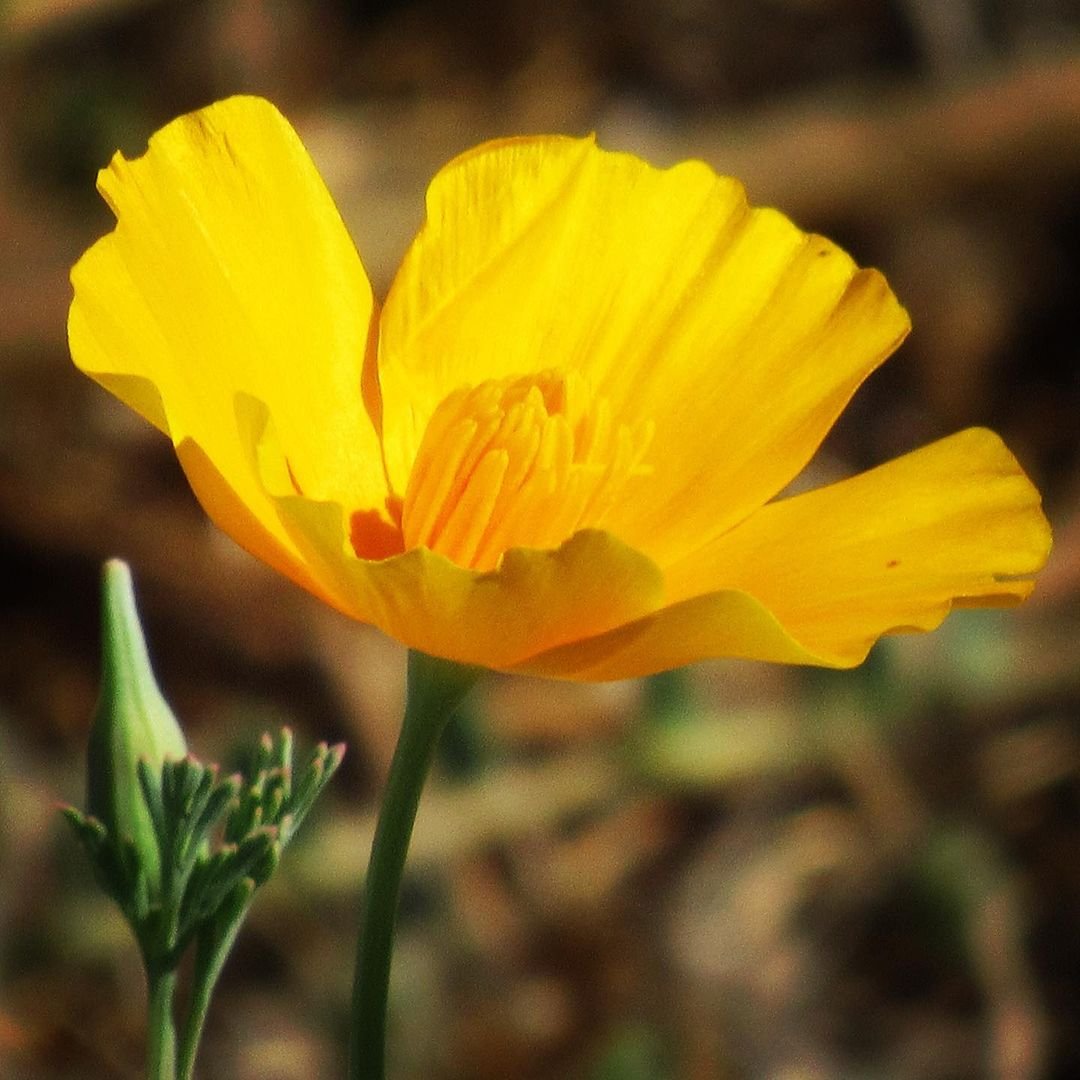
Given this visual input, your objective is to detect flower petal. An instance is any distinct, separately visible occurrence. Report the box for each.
[275,495,666,672]
[68,95,387,542]
[519,428,1050,680]
[377,135,909,567]
[173,434,336,604]
[516,590,820,680]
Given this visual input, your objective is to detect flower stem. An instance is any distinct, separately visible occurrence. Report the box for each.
[175,913,246,1080]
[146,968,177,1080]
[348,651,478,1080]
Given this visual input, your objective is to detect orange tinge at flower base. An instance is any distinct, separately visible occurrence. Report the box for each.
[69,96,1051,681]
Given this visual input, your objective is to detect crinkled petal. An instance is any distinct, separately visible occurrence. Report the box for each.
[377,134,909,567]
[68,96,387,560]
[516,590,821,680]
[519,428,1050,680]
[274,500,666,671]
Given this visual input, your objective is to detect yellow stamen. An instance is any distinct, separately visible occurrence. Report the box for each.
[401,371,653,571]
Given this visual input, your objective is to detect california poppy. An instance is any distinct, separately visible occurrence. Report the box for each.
[69,96,1051,680]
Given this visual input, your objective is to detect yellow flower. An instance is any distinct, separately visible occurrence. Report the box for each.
[69,96,1051,681]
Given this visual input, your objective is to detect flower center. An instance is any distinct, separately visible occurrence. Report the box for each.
[400,370,653,571]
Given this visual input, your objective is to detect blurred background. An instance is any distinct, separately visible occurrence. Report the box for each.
[1,1,1078,1077]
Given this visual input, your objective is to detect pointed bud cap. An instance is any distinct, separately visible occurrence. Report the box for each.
[86,560,187,890]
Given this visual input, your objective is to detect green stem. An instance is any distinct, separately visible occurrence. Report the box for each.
[175,912,247,1080]
[347,651,479,1080]
[146,968,177,1080]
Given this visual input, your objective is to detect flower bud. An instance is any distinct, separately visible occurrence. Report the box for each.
[86,559,187,891]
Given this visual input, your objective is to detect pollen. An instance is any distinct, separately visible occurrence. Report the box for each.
[401,370,653,571]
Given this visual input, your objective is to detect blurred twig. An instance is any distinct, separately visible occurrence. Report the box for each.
[602,55,1080,224]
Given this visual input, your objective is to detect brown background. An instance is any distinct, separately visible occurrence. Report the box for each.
[1,1,1079,1077]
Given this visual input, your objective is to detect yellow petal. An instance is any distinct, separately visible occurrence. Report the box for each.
[516,589,820,680]
[521,428,1050,680]
[174,435,337,606]
[274,491,666,672]
[68,96,388,560]
[377,135,909,568]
